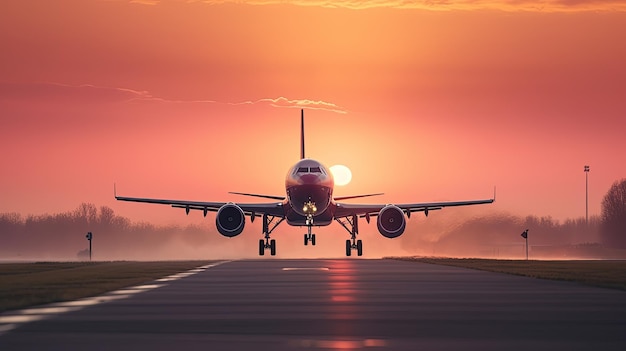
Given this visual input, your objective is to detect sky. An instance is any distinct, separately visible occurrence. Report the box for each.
[1,0,625,229]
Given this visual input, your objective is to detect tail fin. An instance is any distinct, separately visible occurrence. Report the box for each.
[300,109,305,159]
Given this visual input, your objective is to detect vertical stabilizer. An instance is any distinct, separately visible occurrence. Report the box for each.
[300,109,305,159]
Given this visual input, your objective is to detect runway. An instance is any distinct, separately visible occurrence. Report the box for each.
[1,259,625,350]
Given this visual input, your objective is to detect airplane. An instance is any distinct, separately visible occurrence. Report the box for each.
[115,110,494,256]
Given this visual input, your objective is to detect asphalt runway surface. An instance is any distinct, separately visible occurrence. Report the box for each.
[1,259,625,350]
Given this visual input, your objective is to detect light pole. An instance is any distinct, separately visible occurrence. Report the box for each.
[584,165,589,225]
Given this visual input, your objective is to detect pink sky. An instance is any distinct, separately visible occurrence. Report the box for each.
[1,0,625,227]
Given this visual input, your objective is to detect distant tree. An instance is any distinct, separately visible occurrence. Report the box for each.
[98,206,115,226]
[74,203,97,224]
[601,179,626,248]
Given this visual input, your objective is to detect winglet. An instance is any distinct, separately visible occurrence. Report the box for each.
[300,109,305,159]
[114,183,117,198]
[493,186,497,202]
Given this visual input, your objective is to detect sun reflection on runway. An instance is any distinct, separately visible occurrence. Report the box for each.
[317,260,388,349]
[330,280,358,302]
[327,260,358,333]
[290,338,387,349]
[328,260,358,304]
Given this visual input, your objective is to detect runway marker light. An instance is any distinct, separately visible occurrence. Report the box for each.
[85,231,93,261]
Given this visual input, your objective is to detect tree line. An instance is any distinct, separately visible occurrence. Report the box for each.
[1,179,624,260]
[0,203,219,260]
[398,178,626,258]
[601,178,626,248]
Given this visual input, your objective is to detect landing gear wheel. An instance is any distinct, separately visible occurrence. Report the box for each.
[346,239,352,257]
[304,234,309,246]
[311,234,316,246]
[356,240,363,256]
[259,239,265,256]
[270,239,276,256]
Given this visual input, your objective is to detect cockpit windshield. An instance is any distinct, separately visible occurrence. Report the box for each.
[294,166,325,174]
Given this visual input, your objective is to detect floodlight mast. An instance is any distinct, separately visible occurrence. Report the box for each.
[584,165,590,225]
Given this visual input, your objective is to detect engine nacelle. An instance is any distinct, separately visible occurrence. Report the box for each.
[216,203,245,237]
[377,204,406,238]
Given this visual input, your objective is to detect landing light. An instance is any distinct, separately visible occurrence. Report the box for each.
[303,200,318,214]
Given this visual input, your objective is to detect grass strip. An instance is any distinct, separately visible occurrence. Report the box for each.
[388,257,626,291]
[0,261,215,312]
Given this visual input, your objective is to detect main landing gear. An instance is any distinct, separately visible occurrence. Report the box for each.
[259,213,284,256]
[304,214,316,246]
[336,214,362,256]
[345,238,362,257]
[259,238,276,256]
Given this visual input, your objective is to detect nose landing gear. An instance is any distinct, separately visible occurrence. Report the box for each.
[304,214,316,246]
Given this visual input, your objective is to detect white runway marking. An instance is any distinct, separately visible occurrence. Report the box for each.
[0,260,231,336]
[0,324,17,334]
[282,267,330,271]
[0,315,48,324]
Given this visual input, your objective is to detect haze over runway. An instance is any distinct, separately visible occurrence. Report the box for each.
[1,259,624,350]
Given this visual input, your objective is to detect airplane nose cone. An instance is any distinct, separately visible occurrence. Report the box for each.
[299,174,320,183]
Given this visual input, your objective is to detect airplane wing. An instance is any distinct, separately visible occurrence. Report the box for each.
[333,193,384,201]
[228,192,285,201]
[334,198,494,218]
[115,195,285,217]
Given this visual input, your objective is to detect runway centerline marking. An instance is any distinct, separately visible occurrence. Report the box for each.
[282,267,330,271]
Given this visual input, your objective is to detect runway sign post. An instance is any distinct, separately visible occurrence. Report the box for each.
[521,229,529,260]
[86,231,93,261]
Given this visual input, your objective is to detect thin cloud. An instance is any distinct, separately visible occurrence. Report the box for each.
[232,97,348,114]
[117,0,626,12]
[0,82,152,103]
[0,82,346,114]
[129,0,160,4]
[191,0,626,12]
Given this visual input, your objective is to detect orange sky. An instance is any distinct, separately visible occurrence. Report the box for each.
[1,0,625,227]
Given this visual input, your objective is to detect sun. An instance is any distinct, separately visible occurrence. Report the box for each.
[329,164,352,186]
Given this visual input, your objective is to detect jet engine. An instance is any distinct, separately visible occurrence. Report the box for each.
[216,203,245,237]
[377,205,406,238]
